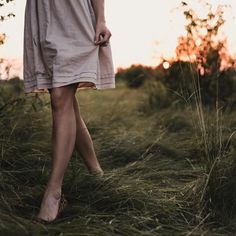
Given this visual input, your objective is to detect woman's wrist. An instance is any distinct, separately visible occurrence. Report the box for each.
[96,16,106,24]
[90,0,106,24]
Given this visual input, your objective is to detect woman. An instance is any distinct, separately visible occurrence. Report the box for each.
[23,0,115,223]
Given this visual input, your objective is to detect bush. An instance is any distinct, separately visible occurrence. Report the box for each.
[145,61,236,111]
[163,61,197,100]
[143,79,171,109]
[117,64,153,88]
[200,68,236,109]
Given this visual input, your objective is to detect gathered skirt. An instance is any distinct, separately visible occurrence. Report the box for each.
[23,0,116,93]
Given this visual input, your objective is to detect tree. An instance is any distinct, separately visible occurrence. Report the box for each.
[168,1,236,108]
[0,0,15,79]
[0,0,15,20]
[0,0,15,45]
[175,1,235,75]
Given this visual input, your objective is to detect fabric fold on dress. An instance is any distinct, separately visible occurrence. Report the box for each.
[23,0,116,93]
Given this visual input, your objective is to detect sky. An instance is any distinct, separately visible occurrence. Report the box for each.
[0,0,236,79]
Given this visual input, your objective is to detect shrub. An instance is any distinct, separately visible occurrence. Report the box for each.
[143,79,171,109]
[118,64,153,88]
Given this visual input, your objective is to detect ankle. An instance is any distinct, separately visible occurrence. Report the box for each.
[44,184,62,198]
[89,167,104,175]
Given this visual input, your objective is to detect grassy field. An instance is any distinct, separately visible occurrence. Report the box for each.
[1,80,236,236]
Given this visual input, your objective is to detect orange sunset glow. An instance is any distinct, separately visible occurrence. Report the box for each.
[1,0,236,79]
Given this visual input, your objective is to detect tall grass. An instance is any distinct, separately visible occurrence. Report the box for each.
[141,56,236,234]
[175,61,236,229]
[1,79,236,235]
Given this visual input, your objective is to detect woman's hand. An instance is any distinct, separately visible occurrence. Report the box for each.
[94,22,112,47]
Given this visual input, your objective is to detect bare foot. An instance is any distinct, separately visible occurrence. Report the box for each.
[37,188,62,222]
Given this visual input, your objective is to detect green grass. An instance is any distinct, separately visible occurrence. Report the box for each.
[0,81,236,235]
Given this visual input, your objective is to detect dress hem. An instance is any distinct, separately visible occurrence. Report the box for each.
[23,76,116,94]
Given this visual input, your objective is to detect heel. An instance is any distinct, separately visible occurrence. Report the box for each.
[32,193,68,224]
[58,193,68,215]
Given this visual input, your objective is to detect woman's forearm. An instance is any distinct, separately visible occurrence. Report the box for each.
[91,0,106,23]
[91,0,111,45]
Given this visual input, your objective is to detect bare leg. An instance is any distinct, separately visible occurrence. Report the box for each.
[73,95,104,175]
[37,83,78,221]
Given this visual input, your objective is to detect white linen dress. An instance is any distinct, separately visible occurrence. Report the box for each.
[23,0,116,93]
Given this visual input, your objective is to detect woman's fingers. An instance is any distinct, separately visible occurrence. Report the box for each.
[102,31,111,43]
[97,31,111,47]
[95,32,100,45]
[94,24,112,47]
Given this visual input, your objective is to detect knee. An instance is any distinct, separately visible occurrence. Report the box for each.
[50,90,72,112]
